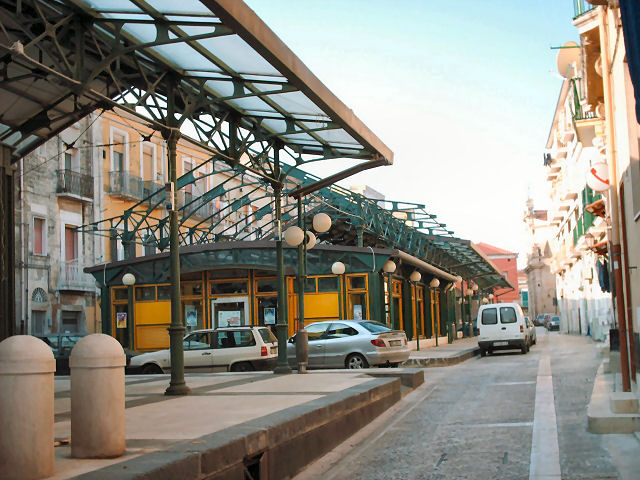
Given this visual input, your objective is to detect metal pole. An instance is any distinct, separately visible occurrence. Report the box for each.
[127,285,134,350]
[415,283,420,351]
[434,288,439,347]
[164,128,190,396]
[387,273,394,328]
[295,197,308,373]
[273,146,291,374]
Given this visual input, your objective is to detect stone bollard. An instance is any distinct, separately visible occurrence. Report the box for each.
[0,335,55,480]
[70,334,126,458]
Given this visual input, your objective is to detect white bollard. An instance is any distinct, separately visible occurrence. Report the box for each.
[70,334,126,458]
[0,335,55,480]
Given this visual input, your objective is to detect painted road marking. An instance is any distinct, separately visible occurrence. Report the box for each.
[529,335,561,480]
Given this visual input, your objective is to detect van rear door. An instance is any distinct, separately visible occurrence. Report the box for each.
[499,305,521,340]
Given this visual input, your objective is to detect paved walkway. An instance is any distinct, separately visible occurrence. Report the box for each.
[40,338,476,479]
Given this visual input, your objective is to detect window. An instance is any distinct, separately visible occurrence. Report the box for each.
[258,328,278,344]
[142,143,155,182]
[64,226,78,261]
[305,322,328,340]
[184,332,211,350]
[359,321,391,334]
[61,311,80,333]
[326,323,359,338]
[481,308,498,325]
[217,330,254,348]
[500,307,517,324]
[111,129,128,172]
[33,217,46,255]
[135,286,156,301]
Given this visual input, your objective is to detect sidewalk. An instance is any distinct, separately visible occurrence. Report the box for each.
[49,368,423,480]
[404,336,479,367]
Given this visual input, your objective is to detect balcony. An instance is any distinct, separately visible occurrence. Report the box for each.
[107,171,144,200]
[178,191,217,220]
[573,0,596,19]
[58,260,95,292]
[141,180,165,209]
[56,170,93,200]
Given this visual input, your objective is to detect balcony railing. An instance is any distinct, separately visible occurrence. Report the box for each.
[56,170,93,199]
[108,171,144,199]
[58,260,94,291]
[573,0,596,19]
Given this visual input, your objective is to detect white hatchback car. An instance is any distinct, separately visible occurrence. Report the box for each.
[128,326,278,374]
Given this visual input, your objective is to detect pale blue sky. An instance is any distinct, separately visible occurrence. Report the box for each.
[246,1,578,266]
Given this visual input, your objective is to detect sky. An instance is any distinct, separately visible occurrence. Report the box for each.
[245,0,579,268]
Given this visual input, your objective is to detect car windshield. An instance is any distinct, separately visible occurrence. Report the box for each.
[258,328,277,344]
[359,321,390,333]
[551,316,560,322]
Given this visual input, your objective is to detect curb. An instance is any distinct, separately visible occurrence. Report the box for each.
[72,376,403,480]
[403,347,480,368]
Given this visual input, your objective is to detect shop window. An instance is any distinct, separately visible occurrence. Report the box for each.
[256,278,278,293]
[348,293,367,320]
[292,277,316,293]
[210,281,248,295]
[347,275,366,290]
[181,282,203,297]
[135,286,156,301]
[113,287,128,301]
[317,276,338,292]
[183,299,204,332]
[257,296,277,327]
[157,285,171,300]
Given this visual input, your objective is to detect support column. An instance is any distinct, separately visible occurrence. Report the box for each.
[164,129,190,395]
[0,145,15,341]
[295,197,308,372]
[273,146,291,374]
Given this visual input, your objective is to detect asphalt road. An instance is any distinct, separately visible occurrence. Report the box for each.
[295,328,640,480]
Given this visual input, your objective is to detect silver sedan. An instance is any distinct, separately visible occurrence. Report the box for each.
[287,320,410,369]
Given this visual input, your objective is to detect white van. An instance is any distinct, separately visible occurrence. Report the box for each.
[477,302,529,356]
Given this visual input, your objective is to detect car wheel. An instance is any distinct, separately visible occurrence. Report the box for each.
[345,353,369,369]
[480,349,486,357]
[521,344,527,354]
[230,362,254,372]
[142,363,162,374]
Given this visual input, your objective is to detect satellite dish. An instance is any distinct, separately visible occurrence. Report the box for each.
[557,41,581,78]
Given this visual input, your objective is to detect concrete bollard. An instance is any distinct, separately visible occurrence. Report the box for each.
[0,335,56,480]
[70,334,126,458]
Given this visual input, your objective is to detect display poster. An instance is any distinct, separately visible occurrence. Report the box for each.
[264,307,276,325]
[353,304,363,321]
[185,305,198,327]
[218,310,241,327]
[116,312,127,329]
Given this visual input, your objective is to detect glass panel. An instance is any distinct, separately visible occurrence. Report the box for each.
[182,300,204,332]
[181,282,203,297]
[305,322,329,340]
[214,301,246,327]
[217,330,255,348]
[500,307,517,324]
[258,327,278,344]
[208,269,248,279]
[293,277,316,293]
[113,287,128,301]
[180,272,202,281]
[135,286,155,301]
[256,278,278,293]
[113,304,130,349]
[347,275,366,290]
[481,308,498,325]
[326,323,359,339]
[359,321,391,334]
[210,281,248,295]
[157,285,171,300]
[257,296,277,329]
[183,332,211,350]
[348,293,367,320]
[317,276,338,292]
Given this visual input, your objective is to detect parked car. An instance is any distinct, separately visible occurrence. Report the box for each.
[128,326,278,374]
[525,316,537,346]
[534,314,547,327]
[37,333,86,374]
[546,315,560,331]
[287,320,410,369]
[477,302,529,356]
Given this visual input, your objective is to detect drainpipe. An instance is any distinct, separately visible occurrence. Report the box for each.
[20,156,27,334]
[600,7,632,391]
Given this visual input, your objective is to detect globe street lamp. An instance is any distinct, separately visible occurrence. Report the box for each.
[122,273,136,351]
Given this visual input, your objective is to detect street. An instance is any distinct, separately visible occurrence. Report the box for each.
[296,329,640,480]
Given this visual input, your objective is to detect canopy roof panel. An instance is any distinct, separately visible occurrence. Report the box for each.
[0,0,392,172]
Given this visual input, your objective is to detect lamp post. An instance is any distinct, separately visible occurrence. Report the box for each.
[383,260,396,328]
[284,211,330,373]
[466,286,474,337]
[410,270,421,350]
[429,277,440,346]
[122,273,135,351]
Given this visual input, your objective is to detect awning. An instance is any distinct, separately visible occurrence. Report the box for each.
[0,0,392,171]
